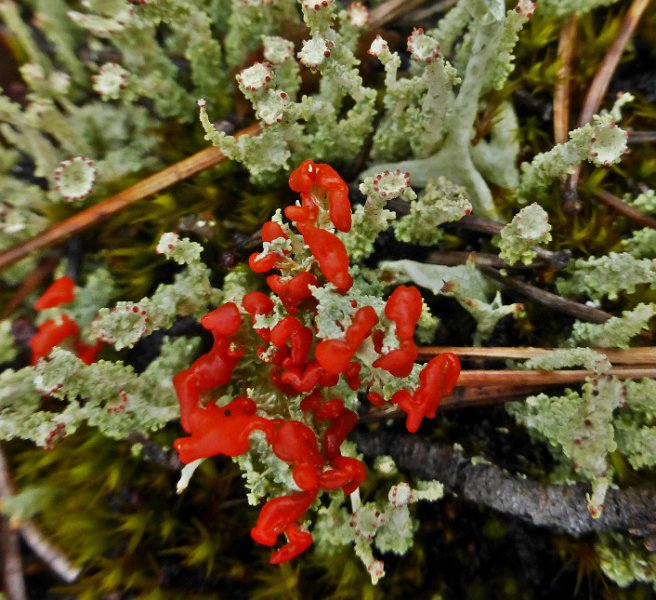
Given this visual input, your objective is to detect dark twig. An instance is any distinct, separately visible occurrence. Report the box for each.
[594,189,656,229]
[352,430,656,537]
[448,216,571,268]
[451,214,502,235]
[427,248,572,271]
[478,265,612,323]
[0,250,61,319]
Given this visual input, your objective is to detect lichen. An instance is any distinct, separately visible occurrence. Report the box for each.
[557,253,656,301]
[497,203,552,265]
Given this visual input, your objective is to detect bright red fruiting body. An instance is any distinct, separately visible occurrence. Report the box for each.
[30,276,102,365]
[286,159,352,232]
[384,285,423,341]
[266,271,317,313]
[33,276,76,310]
[30,315,80,365]
[297,223,353,293]
[392,353,461,433]
[173,160,461,565]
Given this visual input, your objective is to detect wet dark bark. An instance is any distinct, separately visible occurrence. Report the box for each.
[352,429,656,541]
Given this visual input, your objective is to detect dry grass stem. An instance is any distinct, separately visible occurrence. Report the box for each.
[369,0,428,29]
[458,366,656,387]
[419,345,656,365]
[0,251,61,318]
[566,0,652,198]
[554,14,577,144]
[577,0,652,128]
[594,189,656,229]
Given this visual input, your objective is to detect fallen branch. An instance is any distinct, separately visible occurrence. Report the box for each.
[0,123,261,273]
[352,429,656,537]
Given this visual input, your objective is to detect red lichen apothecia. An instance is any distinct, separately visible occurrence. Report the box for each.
[173,160,460,564]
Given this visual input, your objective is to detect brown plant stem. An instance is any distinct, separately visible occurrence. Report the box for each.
[441,384,548,408]
[400,0,457,25]
[366,366,656,419]
[577,0,652,128]
[452,214,503,235]
[565,0,651,209]
[361,385,550,422]
[0,123,261,273]
[628,130,656,143]
[457,366,656,387]
[418,345,656,365]
[0,250,61,319]
[553,14,577,145]
[368,0,428,29]
[352,430,656,537]
[478,265,612,323]
[594,189,656,229]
